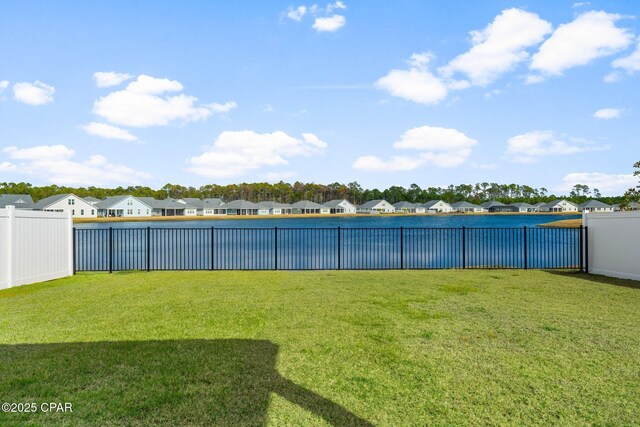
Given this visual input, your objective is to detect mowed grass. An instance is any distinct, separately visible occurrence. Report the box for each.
[1,270,639,426]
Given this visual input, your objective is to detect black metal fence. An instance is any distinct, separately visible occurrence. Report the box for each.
[73,226,587,272]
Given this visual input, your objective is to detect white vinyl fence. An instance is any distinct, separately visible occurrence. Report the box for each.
[0,206,73,289]
[583,211,640,281]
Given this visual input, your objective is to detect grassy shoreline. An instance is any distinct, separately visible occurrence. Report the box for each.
[538,218,582,228]
[74,211,579,224]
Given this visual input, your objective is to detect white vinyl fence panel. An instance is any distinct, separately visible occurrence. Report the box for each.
[583,211,640,281]
[0,206,73,289]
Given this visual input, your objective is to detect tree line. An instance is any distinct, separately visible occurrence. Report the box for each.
[0,180,627,206]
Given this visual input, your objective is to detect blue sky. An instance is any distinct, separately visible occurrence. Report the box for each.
[1,1,639,195]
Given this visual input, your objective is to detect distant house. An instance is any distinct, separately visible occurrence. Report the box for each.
[422,200,453,213]
[324,199,357,214]
[139,197,197,216]
[95,195,152,217]
[393,201,425,213]
[481,200,516,212]
[291,200,325,214]
[612,202,640,211]
[182,198,226,216]
[531,202,546,212]
[578,200,614,213]
[539,199,578,213]
[508,202,535,213]
[33,194,97,218]
[223,200,259,215]
[258,201,292,215]
[451,201,484,213]
[0,194,35,210]
[356,200,395,214]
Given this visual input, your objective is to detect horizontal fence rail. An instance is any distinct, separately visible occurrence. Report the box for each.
[73,226,586,272]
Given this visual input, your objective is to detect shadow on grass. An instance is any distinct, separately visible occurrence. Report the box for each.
[542,270,640,289]
[0,339,372,426]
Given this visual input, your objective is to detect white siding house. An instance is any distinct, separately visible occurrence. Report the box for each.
[393,201,425,213]
[540,199,578,212]
[578,200,614,213]
[95,195,152,217]
[423,200,453,213]
[451,201,485,213]
[324,199,357,214]
[357,200,395,213]
[33,194,97,218]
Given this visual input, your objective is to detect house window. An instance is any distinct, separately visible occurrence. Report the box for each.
[138,209,140,214]
[147,209,150,214]
[68,199,75,205]
[81,210,84,215]
[72,210,75,215]
[91,210,94,215]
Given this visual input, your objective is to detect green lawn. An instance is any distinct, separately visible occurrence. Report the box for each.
[1,270,639,426]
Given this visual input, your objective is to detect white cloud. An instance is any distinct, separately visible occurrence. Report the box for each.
[603,71,621,83]
[0,161,16,171]
[506,130,608,163]
[326,1,346,13]
[2,145,151,186]
[286,5,307,21]
[353,126,477,172]
[187,130,327,179]
[572,2,590,7]
[92,74,230,128]
[440,8,552,86]
[93,71,133,88]
[530,11,632,76]
[13,81,55,105]
[556,172,636,195]
[313,15,346,32]
[524,74,545,85]
[81,122,138,141]
[612,40,640,73]
[593,108,622,119]
[0,80,8,92]
[376,52,448,105]
[209,101,237,113]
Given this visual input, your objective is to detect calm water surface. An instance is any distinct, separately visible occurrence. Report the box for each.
[76,214,580,229]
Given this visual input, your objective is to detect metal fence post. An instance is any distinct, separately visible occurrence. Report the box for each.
[579,225,584,272]
[109,227,113,273]
[210,227,215,271]
[400,226,404,270]
[584,226,589,274]
[337,226,341,270]
[274,227,278,270]
[523,226,528,270]
[462,226,466,269]
[146,227,151,272]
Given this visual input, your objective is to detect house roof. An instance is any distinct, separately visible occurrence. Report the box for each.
[358,199,390,209]
[323,199,354,209]
[508,202,534,208]
[94,195,153,209]
[613,201,640,208]
[33,194,93,209]
[578,200,612,208]
[291,200,323,209]
[393,201,417,208]
[182,198,225,209]
[0,194,35,209]
[532,202,546,207]
[451,201,481,208]
[258,201,291,209]
[138,197,196,209]
[545,199,577,208]
[83,196,102,202]
[223,199,260,209]
[423,200,449,209]
[481,200,506,208]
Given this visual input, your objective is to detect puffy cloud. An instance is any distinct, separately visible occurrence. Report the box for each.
[0,80,8,92]
[93,71,133,88]
[2,145,151,186]
[326,1,346,13]
[440,8,552,86]
[13,81,55,105]
[506,131,608,163]
[313,15,346,32]
[187,130,327,179]
[593,108,622,119]
[81,122,138,141]
[530,11,632,76]
[92,74,233,128]
[376,52,448,105]
[209,101,237,113]
[286,6,307,21]
[612,40,640,73]
[353,126,477,172]
[556,172,636,196]
[0,161,16,171]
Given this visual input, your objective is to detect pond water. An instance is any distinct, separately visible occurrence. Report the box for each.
[76,214,580,229]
